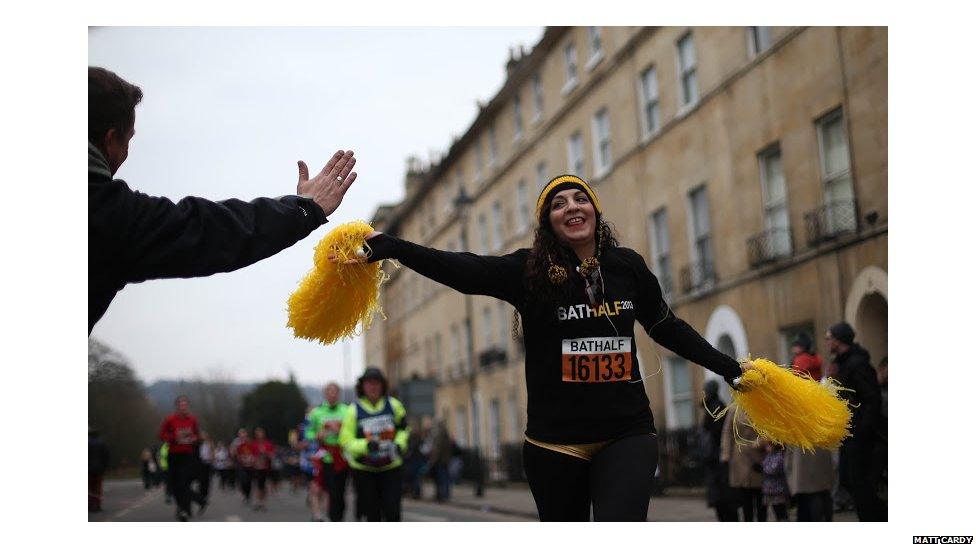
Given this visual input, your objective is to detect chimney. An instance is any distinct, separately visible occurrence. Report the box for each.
[404,156,424,197]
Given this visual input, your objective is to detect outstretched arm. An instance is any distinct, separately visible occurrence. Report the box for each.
[97,151,359,284]
[362,232,526,305]
[626,248,744,385]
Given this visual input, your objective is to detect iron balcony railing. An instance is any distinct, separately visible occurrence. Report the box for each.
[746,227,794,268]
[803,199,859,246]
[478,347,508,369]
[679,261,717,294]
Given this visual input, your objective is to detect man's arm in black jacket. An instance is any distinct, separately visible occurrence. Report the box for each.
[103,181,328,283]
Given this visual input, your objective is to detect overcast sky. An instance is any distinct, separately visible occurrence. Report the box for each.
[88,26,544,388]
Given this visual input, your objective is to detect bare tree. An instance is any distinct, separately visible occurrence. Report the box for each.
[176,368,242,444]
[88,339,162,470]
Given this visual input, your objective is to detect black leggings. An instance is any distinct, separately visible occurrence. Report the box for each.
[522,433,658,521]
[352,466,403,522]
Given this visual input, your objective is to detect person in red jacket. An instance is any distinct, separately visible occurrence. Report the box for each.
[790,332,823,381]
[158,395,204,521]
[251,427,276,512]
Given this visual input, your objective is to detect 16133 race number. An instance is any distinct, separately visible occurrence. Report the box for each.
[561,337,633,382]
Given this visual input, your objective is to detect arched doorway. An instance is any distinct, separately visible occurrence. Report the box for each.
[845,266,888,365]
[704,306,750,405]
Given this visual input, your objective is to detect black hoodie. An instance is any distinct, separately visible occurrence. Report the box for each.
[367,234,741,444]
[833,343,882,438]
[88,143,327,332]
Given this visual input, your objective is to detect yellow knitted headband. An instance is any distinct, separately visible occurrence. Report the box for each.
[534,175,603,221]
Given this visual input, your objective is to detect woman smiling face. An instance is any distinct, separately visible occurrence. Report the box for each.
[548,188,597,248]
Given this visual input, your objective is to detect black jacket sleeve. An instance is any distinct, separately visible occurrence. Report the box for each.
[365,233,526,306]
[843,353,882,437]
[625,248,742,383]
[94,180,327,283]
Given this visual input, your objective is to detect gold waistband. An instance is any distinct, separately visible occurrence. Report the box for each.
[524,435,611,462]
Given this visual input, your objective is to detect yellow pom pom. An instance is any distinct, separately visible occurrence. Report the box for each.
[713,358,853,451]
[287,221,387,345]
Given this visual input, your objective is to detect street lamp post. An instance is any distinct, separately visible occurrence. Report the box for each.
[453,186,485,497]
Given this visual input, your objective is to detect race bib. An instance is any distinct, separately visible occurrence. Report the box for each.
[561,337,632,382]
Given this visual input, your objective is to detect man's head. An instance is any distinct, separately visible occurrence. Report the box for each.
[825,322,855,355]
[174,394,190,414]
[324,382,341,405]
[89,67,142,175]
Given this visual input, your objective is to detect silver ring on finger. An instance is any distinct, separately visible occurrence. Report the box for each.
[335,176,344,184]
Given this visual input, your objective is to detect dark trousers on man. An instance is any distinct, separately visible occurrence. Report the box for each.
[352,466,403,521]
[168,452,202,517]
[840,435,886,521]
[796,490,834,521]
[325,466,349,521]
[89,473,104,511]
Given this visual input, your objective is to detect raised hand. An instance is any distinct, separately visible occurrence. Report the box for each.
[297,150,358,218]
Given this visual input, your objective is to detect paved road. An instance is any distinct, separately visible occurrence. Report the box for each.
[91,479,531,522]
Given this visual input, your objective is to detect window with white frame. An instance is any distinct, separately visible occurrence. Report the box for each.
[532,72,543,121]
[748,26,773,57]
[487,126,498,168]
[488,398,501,458]
[536,162,548,193]
[477,213,489,254]
[474,139,484,181]
[649,208,673,296]
[562,42,579,93]
[455,405,468,446]
[497,301,509,354]
[434,333,443,380]
[482,306,494,349]
[665,356,694,429]
[513,94,523,141]
[516,179,530,233]
[507,394,520,440]
[491,200,503,251]
[759,144,792,256]
[816,108,856,233]
[640,66,660,137]
[567,131,585,176]
[587,27,604,69]
[676,32,699,108]
[592,107,612,176]
[449,168,464,214]
[471,393,482,450]
[688,186,715,284]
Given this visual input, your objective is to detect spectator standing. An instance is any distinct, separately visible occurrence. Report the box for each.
[721,405,766,521]
[701,379,737,521]
[827,322,885,522]
[89,428,110,512]
[761,443,790,521]
[785,335,834,521]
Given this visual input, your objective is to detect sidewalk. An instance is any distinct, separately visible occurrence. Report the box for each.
[417,480,857,522]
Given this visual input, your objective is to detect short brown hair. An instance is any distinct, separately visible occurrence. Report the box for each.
[88,67,143,145]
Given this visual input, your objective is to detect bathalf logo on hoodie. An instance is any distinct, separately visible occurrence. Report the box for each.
[557,300,634,321]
